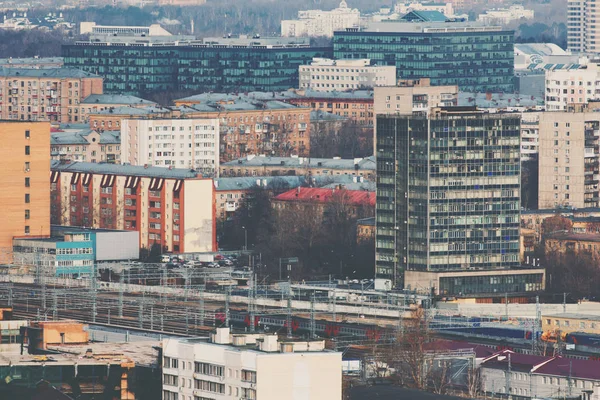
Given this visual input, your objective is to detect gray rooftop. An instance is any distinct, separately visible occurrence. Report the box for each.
[322,181,375,191]
[0,56,63,65]
[51,129,120,145]
[222,155,376,171]
[311,110,348,122]
[346,20,504,34]
[51,160,206,179]
[95,106,172,115]
[215,176,307,191]
[81,94,156,106]
[458,92,544,108]
[0,67,100,78]
[187,100,299,112]
[76,36,313,48]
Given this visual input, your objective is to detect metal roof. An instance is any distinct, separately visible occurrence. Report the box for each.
[51,160,205,179]
[274,187,375,206]
[311,110,348,121]
[543,313,600,321]
[81,94,156,106]
[0,56,63,65]
[215,176,307,191]
[401,10,448,22]
[94,106,171,115]
[51,129,120,145]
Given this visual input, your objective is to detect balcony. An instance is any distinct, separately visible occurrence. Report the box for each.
[585,148,597,157]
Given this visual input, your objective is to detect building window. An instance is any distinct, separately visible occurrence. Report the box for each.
[25,130,30,139]
[25,194,30,203]
[25,177,30,187]
[24,226,30,234]
[24,162,30,171]
[25,146,30,155]
[25,210,30,219]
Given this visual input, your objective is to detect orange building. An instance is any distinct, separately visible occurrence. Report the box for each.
[0,68,103,123]
[0,121,51,258]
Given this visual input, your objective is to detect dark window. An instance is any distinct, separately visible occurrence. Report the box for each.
[25,146,30,155]
[25,210,30,219]
[25,177,30,187]
[25,194,30,203]
[25,130,30,139]
[24,226,30,234]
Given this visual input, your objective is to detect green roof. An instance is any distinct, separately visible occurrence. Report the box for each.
[0,67,100,78]
[401,10,448,22]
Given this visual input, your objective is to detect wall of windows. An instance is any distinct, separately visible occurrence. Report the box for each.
[333,30,514,93]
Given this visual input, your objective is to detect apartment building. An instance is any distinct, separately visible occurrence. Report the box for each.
[0,121,51,258]
[545,232,600,259]
[220,154,376,180]
[299,58,396,91]
[162,328,342,400]
[394,2,454,16]
[88,106,172,131]
[373,79,458,116]
[545,64,600,111]
[281,0,360,37]
[538,112,600,209]
[376,108,521,287]
[79,22,173,37]
[0,68,102,123]
[521,112,540,161]
[51,128,120,163]
[477,5,534,25]
[121,118,219,176]
[50,161,216,253]
[567,0,600,53]
[542,313,600,336]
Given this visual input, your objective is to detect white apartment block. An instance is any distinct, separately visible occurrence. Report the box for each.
[281,0,360,38]
[394,2,454,17]
[545,64,600,111]
[121,118,220,177]
[567,0,600,53]
[538,112,600,209]
[162,328,342,400]
[80,22,172,36]
[477,5,534,25]
[299,58,396,91]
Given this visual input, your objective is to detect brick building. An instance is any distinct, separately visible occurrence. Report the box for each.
[51,127,120,163]
[0,67,103,123]
[0,121,51,259]
[50,161,216,253]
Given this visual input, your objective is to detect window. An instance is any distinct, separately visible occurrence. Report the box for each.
[194,362,224,377]
[24,226,30,234]
[25,177,30,187]
[24,162,30,171]
[163,374,178,386]
[162,391,178,400]
[241,370,257,383]
[25,146,30,155]
[25,194,30,203]
[25,130,30,139]
[25,210,30,219]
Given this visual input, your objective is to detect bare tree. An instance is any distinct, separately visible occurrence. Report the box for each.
[466,364,482,398]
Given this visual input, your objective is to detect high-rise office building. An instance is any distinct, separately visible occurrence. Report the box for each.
[62,37,331,95]
[375,108,521,288]
[333,21,514,93]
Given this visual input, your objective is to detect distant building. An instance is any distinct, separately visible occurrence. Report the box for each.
[299,58,396,91]
[220,154,376,180]
[62,37,331,95]
[333,21,514,93]
[545,232,600,259]
[120,118,219,175]
[356,216,375,244]
[79,21,172,37]
[394,2,454,17]
[520,112,541,162]
[373,79,458,117]
[0,67,103,123]
[281,0,360,38]
[542,313,600,336]
[162,328,342,400]
[538,112,600,209]
[513,43,577,71]
[477,5,534,25]
[50,161,216,253]
[0,56,64,69]
[0,121,51,260]
[376,108,521,287]
[13,225,139,276]
[51,128,120,163]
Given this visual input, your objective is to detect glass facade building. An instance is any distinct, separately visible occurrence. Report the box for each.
[376,108,521,287]
[62,42,332,95]
[333,23,514,93]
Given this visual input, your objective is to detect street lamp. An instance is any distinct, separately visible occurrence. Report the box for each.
[242,226,248,251]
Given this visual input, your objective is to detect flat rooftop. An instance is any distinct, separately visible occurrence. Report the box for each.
[340,21,506,34]
[51,160,207,179]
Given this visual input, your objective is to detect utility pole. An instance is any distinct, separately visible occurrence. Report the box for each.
[225,286,231,327]
[505,292,508,320]
[91,263,97,323]
[309,293,316,339]
[199,284,205,327]
[118,273,124,318]
[287,278,292,337]
[249,274,256,333]
[506,352,512,400]
[563,292,567,313]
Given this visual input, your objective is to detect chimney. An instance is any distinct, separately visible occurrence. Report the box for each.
[214,180,219,189]
[259,335,279,352]
[211,327,231,344]
[144,164,149,169]
[296,187,301,195]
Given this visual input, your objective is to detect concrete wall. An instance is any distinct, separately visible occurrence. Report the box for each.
[183,179,215,253]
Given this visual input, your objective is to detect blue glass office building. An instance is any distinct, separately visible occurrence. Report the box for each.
[333,22,514,93]
[62,37,332,95]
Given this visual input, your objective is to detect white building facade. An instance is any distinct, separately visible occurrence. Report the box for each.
[121,118,220,176]
[394,2,454,17]
[281,0,360,38]
[299,58,396,91]
[567,0,600,53]
[162,328,342,400]
[545,64,600,111]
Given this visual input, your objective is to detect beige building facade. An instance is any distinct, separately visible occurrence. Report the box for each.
[299,58,396,91]
[0,68,103,123]
[538,112,600,209]
[373,79,458,117]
